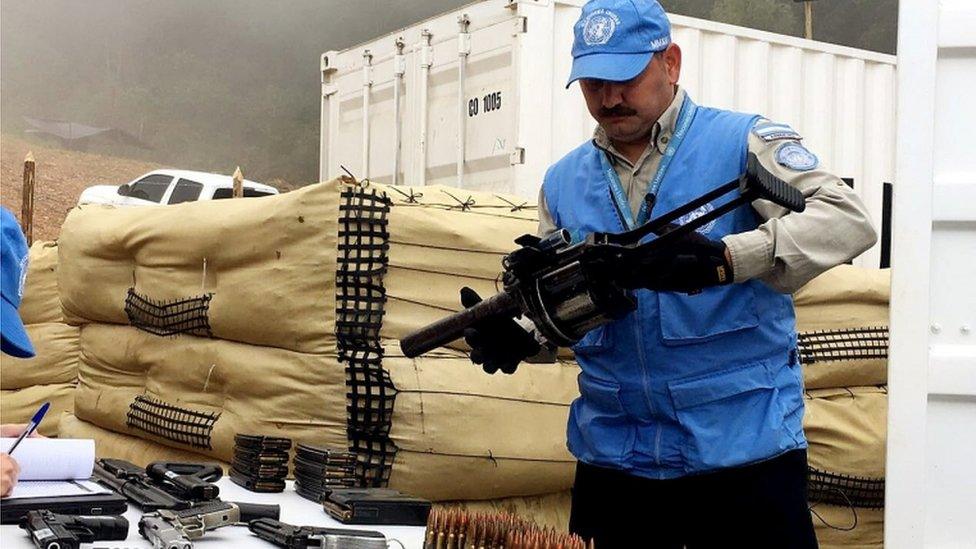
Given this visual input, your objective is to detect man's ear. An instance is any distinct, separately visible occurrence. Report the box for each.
[663,43,682,86]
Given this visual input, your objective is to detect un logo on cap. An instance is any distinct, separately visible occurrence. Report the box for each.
[583,9,620,46]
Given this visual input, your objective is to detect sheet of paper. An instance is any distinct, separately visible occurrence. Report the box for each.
[4,479,109,500]
[0,438,95,480]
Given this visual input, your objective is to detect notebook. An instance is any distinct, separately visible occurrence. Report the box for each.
[0,438,96,481]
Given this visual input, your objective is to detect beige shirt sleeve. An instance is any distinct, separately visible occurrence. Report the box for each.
[721,122,878,293]
[537,186,559,237]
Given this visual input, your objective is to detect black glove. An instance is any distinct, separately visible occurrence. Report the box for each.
[622,230,734,293]
[460,287,540,375]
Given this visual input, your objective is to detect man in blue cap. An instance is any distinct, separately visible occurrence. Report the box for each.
[1,206,38,496]
[463,0,876,546]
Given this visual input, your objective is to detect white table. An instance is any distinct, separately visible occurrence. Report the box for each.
[1,479,427,548]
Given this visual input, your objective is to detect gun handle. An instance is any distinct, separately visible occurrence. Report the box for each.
[234,502,281,523]
[147,462,222,501]
[248,518,291,544]
[399,290,520,358]
[77,515,129,542]
[744,153,806,212]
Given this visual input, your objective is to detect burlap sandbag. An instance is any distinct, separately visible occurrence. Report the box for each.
[0,383,75,436]
[19,241,62,325]
[383,342,578,500]
[73,323,346,463]
[793,266,890,389]
[368,183,538,351]
[804,386,886,547]
[58,181,341,354]
[810,506,883,549]
[1,241,80,436]
[58,412,225,467]
[0,323,79,389]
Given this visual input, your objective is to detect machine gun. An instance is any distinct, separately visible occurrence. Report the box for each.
[248,518,388,549]
[400,154,806,356]
[93,458,189,511]
[93,458,279,518]
[19,510,128,549]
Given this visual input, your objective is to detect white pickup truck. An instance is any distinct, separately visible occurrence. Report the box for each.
[78,169,279,206]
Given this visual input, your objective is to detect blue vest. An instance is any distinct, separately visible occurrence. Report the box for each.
[542,105,806,479]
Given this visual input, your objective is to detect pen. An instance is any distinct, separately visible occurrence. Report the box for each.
[6,401,49,455]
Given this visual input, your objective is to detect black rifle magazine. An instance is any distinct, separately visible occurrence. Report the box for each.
[321,488,430,526]
[229,471,286,493]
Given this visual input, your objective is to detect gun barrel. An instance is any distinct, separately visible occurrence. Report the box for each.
[400,290,520,358]
[139,515,192,549]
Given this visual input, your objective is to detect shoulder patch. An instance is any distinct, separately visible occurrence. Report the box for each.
[752,121,802,142]
[775,142,819,171]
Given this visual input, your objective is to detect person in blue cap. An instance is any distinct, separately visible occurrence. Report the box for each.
[463,0,876,546]
[1,206,38,497]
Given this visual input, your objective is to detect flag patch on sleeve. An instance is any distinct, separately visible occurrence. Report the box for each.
[752,121,802,142]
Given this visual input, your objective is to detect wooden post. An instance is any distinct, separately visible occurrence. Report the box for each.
[21,151,35,246]
[232,166,243,198]
[804,1,814,40]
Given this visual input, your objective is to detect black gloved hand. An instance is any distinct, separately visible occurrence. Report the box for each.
[460,287,540,375]
[622,229,734,293]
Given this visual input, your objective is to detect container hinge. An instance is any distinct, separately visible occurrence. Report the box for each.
[321,51,338,78]
[512,16,528,34]
[510,147,525,165]
[322,83,339,98]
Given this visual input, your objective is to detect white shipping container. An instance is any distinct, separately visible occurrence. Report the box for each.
[320,0,896,267]
[886,0,976,547]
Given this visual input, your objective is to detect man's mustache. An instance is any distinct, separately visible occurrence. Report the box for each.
[599,106,637,118]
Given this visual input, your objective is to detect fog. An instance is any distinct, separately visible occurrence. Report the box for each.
[0,0,897,186]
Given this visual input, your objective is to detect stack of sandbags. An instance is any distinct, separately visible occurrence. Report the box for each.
[56,179,580,513]
[795,266,890,549]
[0,241,80,436]
[58,181,347,464]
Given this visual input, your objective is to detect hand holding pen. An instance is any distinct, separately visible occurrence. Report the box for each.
[1,402,49,497]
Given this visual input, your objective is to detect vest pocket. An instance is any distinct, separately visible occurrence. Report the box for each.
[571,324,612,355]
[573,373,634,462]
[668,361,789,471]
[657,284,759,345]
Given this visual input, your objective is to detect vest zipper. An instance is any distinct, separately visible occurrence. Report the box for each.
[632,293,660,464]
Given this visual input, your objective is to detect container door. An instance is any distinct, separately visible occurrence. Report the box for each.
[887,1,976,547]
[320,4,519,193]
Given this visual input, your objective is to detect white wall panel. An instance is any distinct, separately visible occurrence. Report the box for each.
[887,1,976,547]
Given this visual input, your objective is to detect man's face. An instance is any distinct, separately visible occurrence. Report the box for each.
[580,44,682,145]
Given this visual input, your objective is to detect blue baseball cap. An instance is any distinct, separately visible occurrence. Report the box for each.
[1,207,35,358]
[567,0,672,88]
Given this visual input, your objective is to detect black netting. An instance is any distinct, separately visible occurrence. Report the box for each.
[336,186,396,487]
[126,395,219,449]
[125,288,213,337]
[807,467,885,509]
[797,327,888,364]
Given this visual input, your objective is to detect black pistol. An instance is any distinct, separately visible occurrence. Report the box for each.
[248,517,387,549]
[20,510,128,549]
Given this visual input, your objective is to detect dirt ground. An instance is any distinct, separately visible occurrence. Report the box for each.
[1,135,159,242]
